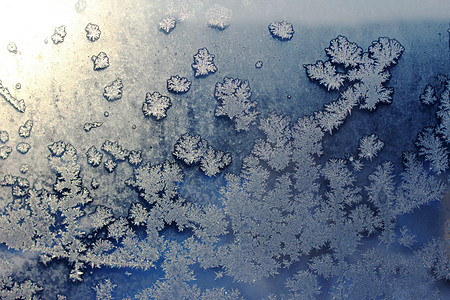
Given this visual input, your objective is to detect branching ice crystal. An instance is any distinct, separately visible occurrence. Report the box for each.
[85,23,101,42]
[142,91,172,120]
[268,21,294,41]
[415,126,449,174]
[91,52,110,70]
[167,75,191,94]
[51,25,66,44]
[192,47,218,78]
[214,77,259,132]
[103,78,123,102]
[16,142,31,154]
[207,4,232,30]
[159,17,176,34]
[0,130,9,143]
[358,134,384,161]
[0,145,12,159]
[0,80,26,112]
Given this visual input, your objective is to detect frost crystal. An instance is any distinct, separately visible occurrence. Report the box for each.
[214,77,259,132]
[103,78,123,101]
[167,75,191,94]
[86,146,103,167]
[436,85,450,143]
[75,0,86,13]
[7,42,17,54]
[0,80,26,112]
[0,130,9,143]
[159,17,176,33]
[173,133,231,176]
[94,279,116,300]
[415,127,449,174]
[0,145,12,159]
[91,52,110,70]
[192,47,218,78]
[18,119,33,138]
[19,163,29,174]
[305,35,404,111]
[268,21,294,41]
[101,140,130,161]
[83,121,103,132]
[128,150,143,166]
[104,159,117,173]
[85,23,101,42]
[358,134,384,161]
[207,4,232,30]
[142,91,172,120]
[51,25,66,44]
[304,60,345,91]
[91,178,100,189]
[16,142,31,154]
[420,84,438,105]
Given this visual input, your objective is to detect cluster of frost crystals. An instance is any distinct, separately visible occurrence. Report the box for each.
[436,82,450,143]
[206,4,232,30]
[86,146,103,167]
[167,75,191,94]
[214,77,259,132]
[18,120,33,138]
[0,80,26,112]
[91,52,110,70]
[103,78,123,101]
[83,121,102,132]
[173,133,232,176]
[305,35,404,113]
[191,47,218,78]
[0,145,12,159]
[159,17,176,34]
[101,140,130,161]
[415,127,449,174]
[358,133,384,161]
[85,23,101,42]
[51,25,66,44]
[142,91,172,120]
[0,130,9,143]
[268,21,295,41]
[420,84,438,105]
[16,142,31,154]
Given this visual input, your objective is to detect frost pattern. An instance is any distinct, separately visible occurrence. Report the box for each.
[159,17,176,33]
[358,133,384,161]
[167,75,191,94]
[415,127,449,174]
[268,21,294,41]
[192,47,218,78]
[91,52,110,70]
[85,23,101,42]
[51,25,66,44]
[103,78,123,101]
[142,91,172,120]
[173,133,231,176]
[207,4,232,30]
[304,35,404,111]
[214,77,259,132]
[0,80,26,112]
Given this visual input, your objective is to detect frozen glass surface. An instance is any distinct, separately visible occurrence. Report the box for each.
[0,0,449,299]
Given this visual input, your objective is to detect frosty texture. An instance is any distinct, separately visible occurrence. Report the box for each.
[103,78,123,101]
[142,91,172,120]
[91,52,110,70]
[214,77,259,132]
[268,21,294,41]
[85,23,101,42]
[167,75,191,94]
[207,4,232,30]
[192,47,218,78]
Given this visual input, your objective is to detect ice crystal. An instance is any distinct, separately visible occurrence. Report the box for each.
[16,142,31,154]
[173,133,231,176]
[91,52,110,70]
[18,119,33,138]
[415,127,449,174]
[103,78,123,101]
[207,4,232,30]
[0,130,9,143]
[305,35,404,111]
[268,21,294,41]
[436,85,450,143]
[85,23,101,42]
[128,150,143,166]
[75,0,86,13]
[94,279,116,300]
[192,47,218,77]
[86,146,103,167]
[167,75,191,94]
[420,84,438,105]
[255,60,263,69]
[0,145,12,159]
[51,25,66,44]
[0,80,26,112]
[19,163,29,174]
[91,178,100,189]
[358,133,384,161]
[104,159,117,173]
[83,121,103,132]
[101,140,129,161]
[7,42,17,54]
[142,91,172,120]
[159,17,176,34]
[214,77,259,132]
[304,60,345,91]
